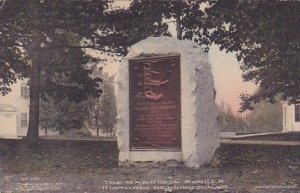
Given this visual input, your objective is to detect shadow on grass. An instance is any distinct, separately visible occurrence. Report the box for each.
[0,138,118,174]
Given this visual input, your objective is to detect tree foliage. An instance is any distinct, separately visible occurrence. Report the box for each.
[0,0,109,141]
[122,0,300,111]
[103,0,211,55]
[217,101,247,133]
[2,0,299,142]
[206,0,300,111]
[40,98,87,134]
[40,33,102,102]
[100,74,117,136]
[97,1,171,56]
[246,98,282,133]
[86,71,117,137]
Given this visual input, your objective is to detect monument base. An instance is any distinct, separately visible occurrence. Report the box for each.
[121,151,182,163]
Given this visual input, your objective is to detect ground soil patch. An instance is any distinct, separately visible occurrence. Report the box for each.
[1,139,300,193]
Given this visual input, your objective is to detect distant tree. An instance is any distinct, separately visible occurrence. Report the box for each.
[246,95,282,133]
[37,32,102,138]
[85,72,117,137]
[101,74,117,136]
[40,98,87,135]
[38,32,103,136]
[85,96,103,137]
[217,101,247,133]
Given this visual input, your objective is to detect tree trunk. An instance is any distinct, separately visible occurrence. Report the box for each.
[96,119,99,137]
[26,39,42,143]
[176,15,182,40]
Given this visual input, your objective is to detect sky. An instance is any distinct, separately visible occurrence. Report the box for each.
[102,0,257,114]
[208,44,257,113]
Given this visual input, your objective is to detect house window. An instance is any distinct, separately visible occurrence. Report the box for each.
[295,105,300,122]
[21,83,29,98]
[21,113,28,127]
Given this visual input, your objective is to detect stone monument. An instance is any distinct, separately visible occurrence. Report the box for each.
[117,36,219,168]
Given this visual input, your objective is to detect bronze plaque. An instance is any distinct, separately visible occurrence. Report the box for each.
[129,54,181,150]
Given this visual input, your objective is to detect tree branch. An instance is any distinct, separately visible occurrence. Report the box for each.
[0,0,6,10]
[162,20,176,24]
[41,45,107,52]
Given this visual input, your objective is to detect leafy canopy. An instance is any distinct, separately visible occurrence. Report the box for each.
[0,0,108,97]
[206,0,300,111]
[0,0,113,141]
[121,0,300,111]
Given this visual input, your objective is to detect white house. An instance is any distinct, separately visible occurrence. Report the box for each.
[0,80,30,138]
[282,102,300,132]
[0,80,61,139]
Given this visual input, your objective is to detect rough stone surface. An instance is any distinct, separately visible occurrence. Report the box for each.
[116,36,220,168]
